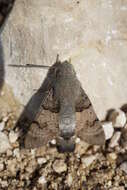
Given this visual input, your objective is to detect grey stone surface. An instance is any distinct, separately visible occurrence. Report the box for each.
[1,0,127,119]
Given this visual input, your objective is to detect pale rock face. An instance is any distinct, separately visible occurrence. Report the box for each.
[0,132,11,154]
[1,0,127,120]
[102,122,114,140]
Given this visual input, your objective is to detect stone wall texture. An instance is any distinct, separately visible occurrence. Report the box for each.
[1,0,127,119]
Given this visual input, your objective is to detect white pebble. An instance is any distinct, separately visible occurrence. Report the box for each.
[9,131,18,143]
[102,122,114,140]
[0,121,5,131]
[109,131,121,148]
[81,154,98,168]
[53,160,67,173]
[13,148,20,158]
[37,157,47,165]
[0,132,11,153]
[109,109,126,128]
[75,137,80,144]
[120,162,127,174]
[50,139,56,145]
[67,174,73,187]
[107,153,117,162]
[38,176,47,184]
[0,163,4,171]
[3,116,9,123]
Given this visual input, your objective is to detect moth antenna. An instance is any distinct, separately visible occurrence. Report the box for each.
[8,64,50,69]
[56,54,61,63]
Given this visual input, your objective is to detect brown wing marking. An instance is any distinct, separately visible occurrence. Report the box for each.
[76,87,105,145]
[24,87,59,149]
[24,109,59,148]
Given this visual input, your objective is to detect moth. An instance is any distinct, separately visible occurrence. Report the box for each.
[21,57,105,152]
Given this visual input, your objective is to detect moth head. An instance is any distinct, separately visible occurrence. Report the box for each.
[56,136,75,153]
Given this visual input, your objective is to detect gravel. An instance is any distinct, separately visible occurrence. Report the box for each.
[0,108,127,189]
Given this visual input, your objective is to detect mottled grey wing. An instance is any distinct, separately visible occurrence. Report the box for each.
[76,87,105,145]
[24,89,59,149]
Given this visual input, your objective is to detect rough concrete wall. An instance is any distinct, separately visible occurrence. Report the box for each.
[1,0,127,119]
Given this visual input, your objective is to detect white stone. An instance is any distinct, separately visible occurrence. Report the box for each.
[67,174,73,187]
[6,149,13,156]
[7,159,18,175]
[9,131,18,143]
[109,131,121,148]
[75,137,80,144]
[109,109,126,128]
[120,162,127,174]
[75,140,90,155]
[1,181,8,188]
[31,149,36,157]
[13,148,20,158]
[102,122,114,140]
[81,154,98,168]
[107,153,117,162]
[37,157,47,165]
[0,121,5,131]
[0,163,4,171]
[0,132,11,153]
[53,160,67,173]
[38,176,47,185]
[2,0,127,120]
[3,116,9,123]
[50,139,56,145]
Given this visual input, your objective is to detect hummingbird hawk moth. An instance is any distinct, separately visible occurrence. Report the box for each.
[14,57,105,152]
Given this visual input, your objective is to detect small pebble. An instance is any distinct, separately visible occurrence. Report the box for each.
[109,132,121,148]
[108,109,126,128]
[37,157,47,165]
[67,174,73,187]
[38,176,47,185]
[81,154,98,168]
[0,121,5,131]
[120,161,127,174]
[50,139,56,145]
[53,159,67,173]
[3,116,9,123]
[75,137,80,143]
[1,180,8,188]
[75,140,90,155]
[0,163,4,171]
[107,153,117,162]
[7,149,13,156]
[13,148,20,158]
[102,122,114,140]
[9,131,18,143]
[0,132,11,153]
